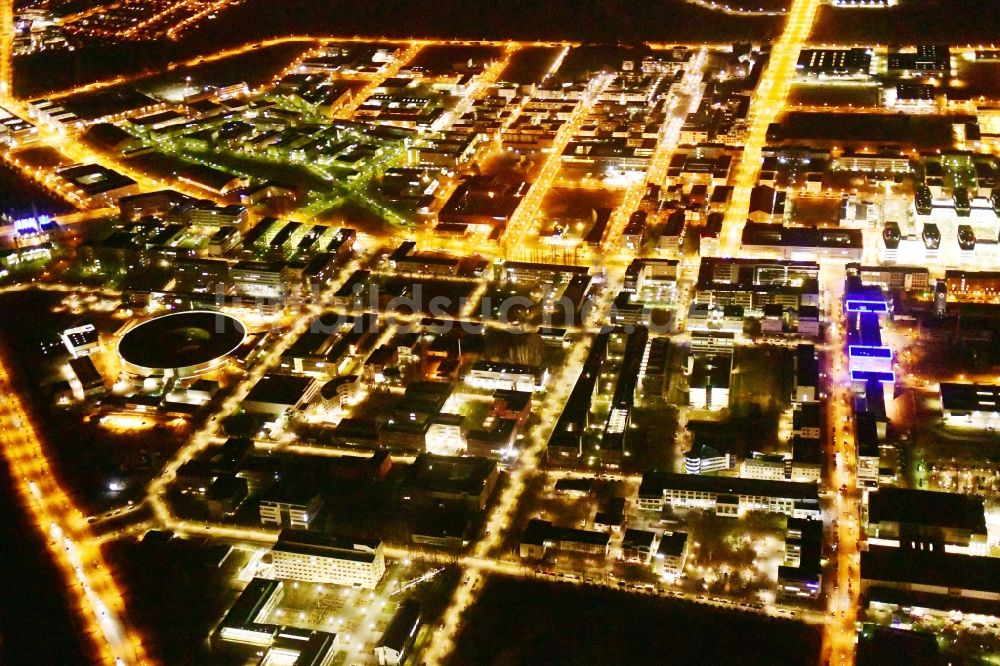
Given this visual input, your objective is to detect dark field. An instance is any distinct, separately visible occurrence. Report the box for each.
[410,44,506,74]
[811,0,1000,44]
[772,111,960,148]
[102,536,245,666]
[0,454,96,665]
[0,161,73,220]
[14,0,781,98]
[194,0,784,44]
[501,46,563,84]
[448,576,823,666]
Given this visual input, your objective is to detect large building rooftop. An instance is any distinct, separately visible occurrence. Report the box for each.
[639,472,819,502]
[272,529,382,563]
[862,545,1000,595]
[940,383,1000,414]
[868,487,986,533]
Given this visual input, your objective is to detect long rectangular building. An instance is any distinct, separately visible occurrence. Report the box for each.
[940,383,1000,426]
[638,472,820,519]
[866,487,988,555]
[741,222,862,261]
[547,332,610,463]
[862,545,1000,603]
[600,326,649,466]
[269,529,386,588]
[213,578,340,664]
[519,518,611,559]
[694,257,819,315]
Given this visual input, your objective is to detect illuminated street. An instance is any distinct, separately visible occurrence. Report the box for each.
[0,0,999,664]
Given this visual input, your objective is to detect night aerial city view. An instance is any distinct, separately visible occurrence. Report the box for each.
[2,0,1000,665]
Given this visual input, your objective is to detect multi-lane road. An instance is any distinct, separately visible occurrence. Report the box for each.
[720,0,821,256]
[0,351,149,665]
[820,263,862,666]
[0,8,926,663]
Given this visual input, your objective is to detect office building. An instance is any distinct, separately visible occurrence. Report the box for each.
[865,487,988,555]
[638,472,821,519]
[465,360,548,393]
[940,383,1000,426]
[259,483,323,530]
[519,519,611,559]
[655,531,690,578]
[375,601,422,666]
[269,529,386,588]
[214,578,340,664]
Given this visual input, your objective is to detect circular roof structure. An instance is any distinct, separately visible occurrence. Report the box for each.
[117,310,247,377]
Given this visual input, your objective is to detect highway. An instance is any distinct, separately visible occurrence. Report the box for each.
[0,0,9,100]
[819,262,861,666]
[0,352,149,665]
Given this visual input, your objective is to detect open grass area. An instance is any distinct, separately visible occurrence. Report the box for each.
[448,575,822,665]
[788,83,880,108]
[103,536,245,666]
[730,344,793,411]
[811,1,1000,44]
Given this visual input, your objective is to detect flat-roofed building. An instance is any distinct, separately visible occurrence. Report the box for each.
[213,578,340,663]
[779,517,823,599]
[375,601,422,666]
[388,241,461,277]
[259,482,323,530]
[519,518,611,559]
[855,413,881,490]
[621,528,658,564]
[792,402,822,441]
[941,383,1000,426]
[184,202,249,229]
[177,163,248,196]
[68,356,105,397]
[638,472,820,519]
[688,352,731,410]
[741,222,863,261]
[57,163,139,205]
[61,324,100,358]
[404,453,499,511]
[866,487,988,555]
[243,374,317,415]
[694,257,819,316]
[741,454,788,482]
[796,48,872,78]
[793,344,819,403]
[791,436,822,483]
[503,261,589,286]
[655,530,690,578]
[231,260,290,300]
[547,332,609,464]
[886,45,950,76]
[848,264,929,292]
[269,529,386,588]
[425,412,466,456]
[862,545,1000,604]
[465,360,548,393]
